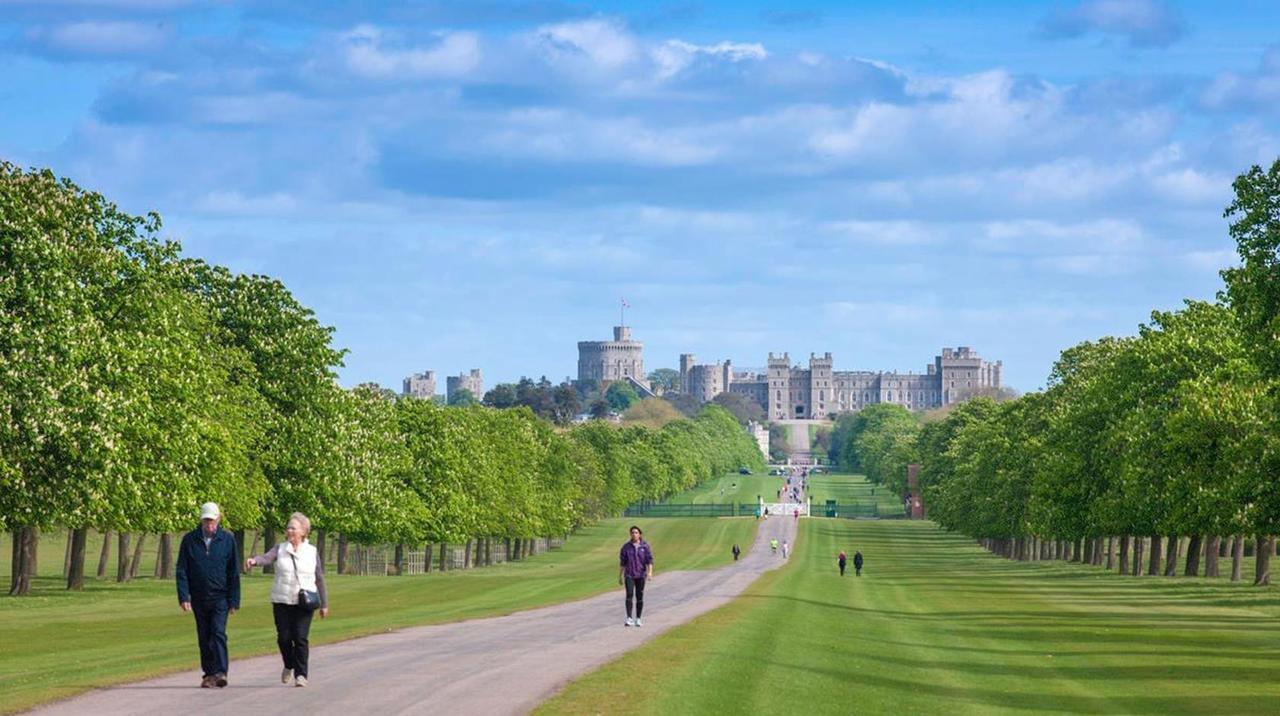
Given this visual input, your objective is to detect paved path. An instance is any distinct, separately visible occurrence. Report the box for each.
[33,516,797,716]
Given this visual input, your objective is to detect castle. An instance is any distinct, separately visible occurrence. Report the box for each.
[446,369,484,402]
[577,326,649,390]
[682,347,1002,420]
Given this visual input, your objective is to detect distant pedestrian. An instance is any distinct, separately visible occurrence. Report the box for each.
[619,525,654,627]
[854,550,864,576]
[176,502,240,689]
[732,544,741,561]
[770,538,779,555]
[781,540,789,558]
[245,512,329,687]
[838,550,847,576]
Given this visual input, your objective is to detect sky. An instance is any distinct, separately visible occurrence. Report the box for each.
[3,0,1278,393]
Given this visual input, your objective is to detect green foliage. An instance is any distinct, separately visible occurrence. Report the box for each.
[647,368,680,392]
[605,381,641,411]
[843,404,920,490]
[447,388,478,407]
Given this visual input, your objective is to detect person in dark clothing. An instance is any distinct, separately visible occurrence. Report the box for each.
[619,525,654,627]
[176,502,241,688]
[732,544,741,561]
[838,550,847,576]
[854,550,864,576]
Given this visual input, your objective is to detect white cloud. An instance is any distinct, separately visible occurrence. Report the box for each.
[25,20,170,58]
[342,26,481,79]
[651,39,767,79]
[977,219,1144,254]
[821,220,940,247]
[534,18,638,70]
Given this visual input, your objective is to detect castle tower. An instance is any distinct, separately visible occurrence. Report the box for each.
[578,325,647,389]
[767,352,791,421]
[809,352,833,419]
[679,353,697,394]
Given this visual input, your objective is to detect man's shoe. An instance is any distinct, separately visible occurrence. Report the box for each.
[214,673,228,688]
[200,675,213,688]
[624,617,634,627]
[282,668,293,684]
[295,675,308,687]
[635,618,643,627]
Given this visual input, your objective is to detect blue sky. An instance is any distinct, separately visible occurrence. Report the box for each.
[3,0,1278,392]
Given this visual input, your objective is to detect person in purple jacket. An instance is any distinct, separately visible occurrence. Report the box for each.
[618,525,654,627]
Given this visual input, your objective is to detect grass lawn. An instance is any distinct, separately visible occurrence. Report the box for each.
[0,517,757,714]
[806,472,906,516]
[539,519,1280,716]
[662,472,783,505]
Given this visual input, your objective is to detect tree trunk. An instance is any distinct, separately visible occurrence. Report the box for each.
[116,532,132,583]
[10,526,38,596]
[1105,537,1114,570]
[157,533,173,579]
[484,538,493,566]
[63,528,74,578]
[1254,536,1273,586]
[423,543,433,573]
[66,527,89,590]
[233,529,246,573]
[262,526,276,574]
[463,540,472,569]
[249,531,260,558]
[337,533,348,575]
[1231,536,1244,582]
[1184,535,1203,576]
[129,533,146,579]
[97,530,112,579]
[314,530,325,567]
[1094,537,1105,566]
[1118,536,1129,574]
[439,542,448,572]
[1147,535,1162,575]
[1132,537,1144,576]
[1219,537,1229,558]
[1163,535,1179,576]
[394,544,405,576]
[1203,536,1220,577]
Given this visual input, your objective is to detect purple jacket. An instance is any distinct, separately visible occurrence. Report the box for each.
[620,540,653,579]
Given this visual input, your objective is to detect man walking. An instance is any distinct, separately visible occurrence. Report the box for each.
[732,544,741,561]
[176,502,241,688]
[854,550,864,577]
[619,525,654,627]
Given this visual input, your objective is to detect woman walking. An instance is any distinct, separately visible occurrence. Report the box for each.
[619,525,654,627]
[245,512,329,686]
[838,550,847,576]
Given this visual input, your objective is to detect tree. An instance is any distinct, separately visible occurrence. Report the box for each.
[647,368,680,393]
[711,392,764,425]
[605,381,640,412]
[663,392,702,417]
[1221,158,1280,584]
[483,383,518,408]
[448,388,478,407]
[622,398,683,428]
[551,382,582,425]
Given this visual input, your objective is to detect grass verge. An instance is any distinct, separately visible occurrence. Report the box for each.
[539,519,1280,716]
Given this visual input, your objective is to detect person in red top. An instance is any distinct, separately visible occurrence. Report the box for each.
[618,525,654,627]
[838,550,847,576]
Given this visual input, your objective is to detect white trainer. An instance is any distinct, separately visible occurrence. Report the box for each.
[624,617,634,627]
[635,618,643,627]
[282,668,293,684]
[295,675,308,687]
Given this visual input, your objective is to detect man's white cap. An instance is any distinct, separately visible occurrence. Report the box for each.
[199,502,221,520]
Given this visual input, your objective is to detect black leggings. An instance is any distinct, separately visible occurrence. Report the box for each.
[625,575,646,618]
[272,603,315,677]
[839,561,846,576]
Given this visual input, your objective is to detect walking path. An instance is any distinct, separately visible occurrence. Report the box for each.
[33,516,797,716]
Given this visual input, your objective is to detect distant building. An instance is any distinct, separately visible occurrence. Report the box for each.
[747,420,769,461]
[578,325,648,390]
[446,369,484,402]
[402,370,437,399]
[681,347,1003,419]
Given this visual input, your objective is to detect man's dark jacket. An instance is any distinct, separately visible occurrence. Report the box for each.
[175,526,241,608]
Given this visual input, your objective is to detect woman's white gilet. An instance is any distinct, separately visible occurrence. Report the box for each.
[270,541,319,605]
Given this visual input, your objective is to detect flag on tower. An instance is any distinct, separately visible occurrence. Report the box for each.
[621,298,630,308]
